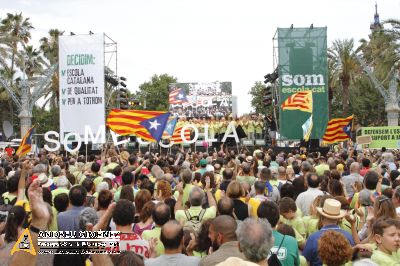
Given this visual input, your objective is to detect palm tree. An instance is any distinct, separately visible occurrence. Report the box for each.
[0,13,34,85]
[328,39,359,116]
[40,29,63,110]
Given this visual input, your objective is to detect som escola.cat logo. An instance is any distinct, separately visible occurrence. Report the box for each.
[10,228,36,256]
[281,74,325,87]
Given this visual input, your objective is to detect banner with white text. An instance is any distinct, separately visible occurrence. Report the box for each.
[278,27,328,139]
[59,34,105,139]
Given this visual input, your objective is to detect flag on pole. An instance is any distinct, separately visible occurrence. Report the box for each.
[16,126,35,157]
[302,115,313,141]
[169,88,188,104]
[106,109,169,142]
[162,117,178,139]
[322,115,353,144]
[281,91,313,113]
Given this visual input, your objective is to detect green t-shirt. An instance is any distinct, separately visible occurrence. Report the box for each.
[142,227,164,256]
[174,184,194,208]
[302,216,319,237]
[315,164,329,176]
[236,175,256,186]
[280,215,306,238]
[175,206,216,224]
[371,250,399,266]
[271,231,300,266]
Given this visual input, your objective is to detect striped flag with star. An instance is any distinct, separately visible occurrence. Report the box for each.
[281,90,313,113]
[16,126,35,157]
[169,88,188,104]
[106,109,169,142]
[322,115,353,144]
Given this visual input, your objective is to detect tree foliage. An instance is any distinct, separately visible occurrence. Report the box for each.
[134,74,177,111]
[249,81,272,115]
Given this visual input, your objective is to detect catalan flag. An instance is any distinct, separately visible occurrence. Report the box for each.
[16,126,35,157]
[322,115,353,144]
[281,91,313,113]
[170,126,191,144]
[106,109,169,142]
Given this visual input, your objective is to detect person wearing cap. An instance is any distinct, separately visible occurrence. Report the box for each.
[196,159,208,177]
[302,198,355,266]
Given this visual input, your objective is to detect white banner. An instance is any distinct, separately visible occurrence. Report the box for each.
[59,34,105,139]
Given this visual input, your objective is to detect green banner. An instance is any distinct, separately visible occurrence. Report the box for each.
[361,126,400,149]
[278,27,328,139]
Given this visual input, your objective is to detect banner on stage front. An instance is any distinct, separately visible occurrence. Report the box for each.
[360,126,400,149]
[278,27,328,139]
[59,34,105,139]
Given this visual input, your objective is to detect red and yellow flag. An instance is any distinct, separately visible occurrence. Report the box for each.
[281,91,313,113]
[106,109,167,142]
[322,115,353,144]
[16,126,35,157]
[170,126,191,144]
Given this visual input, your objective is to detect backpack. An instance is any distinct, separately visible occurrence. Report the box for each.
[0,196,18,223]
[268,235,285,266]
[183,209,206,234]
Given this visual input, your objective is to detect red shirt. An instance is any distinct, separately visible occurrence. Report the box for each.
[4,147,14,157]
[360,167,370,177]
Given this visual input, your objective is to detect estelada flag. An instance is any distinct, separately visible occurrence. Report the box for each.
[106,109,169,142]
[15,126,35,157]
[322,115,353,144]
[281,90,313,113]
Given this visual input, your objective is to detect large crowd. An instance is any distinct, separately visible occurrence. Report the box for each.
[0,144,399,266]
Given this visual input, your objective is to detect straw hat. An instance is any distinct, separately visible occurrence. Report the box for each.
[316,198,346,219]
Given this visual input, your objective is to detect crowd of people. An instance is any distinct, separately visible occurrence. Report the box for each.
[0,144,399,266]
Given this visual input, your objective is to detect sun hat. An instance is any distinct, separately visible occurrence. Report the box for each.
[37,173,54,188]
[316,198,346,219]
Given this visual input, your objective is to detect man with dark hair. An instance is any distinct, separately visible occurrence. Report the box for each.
[360,158,371,176]
[58,185,87,231]
[82,178,96,207]
[200,215,245,266]
[295,172,324,216]
[114,171,136,201]
[142,202,171,256]
[257,201,300,266]
[2,175,18,204]
[145,220,200,266]
[236,163,255,186]
[251,167,280,203]
[111,199,150,258]
[90,162,103,186]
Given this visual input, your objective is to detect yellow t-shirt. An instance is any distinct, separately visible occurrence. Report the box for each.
[371,250,400,266]
[239,197,259,217]
[142,227,164,256]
